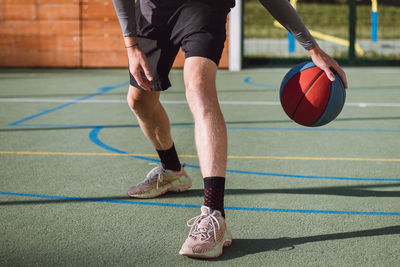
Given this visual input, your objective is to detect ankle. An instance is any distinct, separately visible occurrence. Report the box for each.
[156,143,181,171]
[203,176,225,217]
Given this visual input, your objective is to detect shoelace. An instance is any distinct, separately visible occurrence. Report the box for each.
[187,212,220,242]
[145,163,165,189]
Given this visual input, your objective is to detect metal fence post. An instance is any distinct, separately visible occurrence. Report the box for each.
[349,0,357,62]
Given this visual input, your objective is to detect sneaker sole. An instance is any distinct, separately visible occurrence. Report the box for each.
[179,230,232,259]
[127,178,192,199]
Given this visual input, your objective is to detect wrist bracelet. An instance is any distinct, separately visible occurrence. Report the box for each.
[125,43,138,49]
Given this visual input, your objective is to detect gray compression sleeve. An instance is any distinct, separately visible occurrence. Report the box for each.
[258,0,316,50]
[112,0,136,37]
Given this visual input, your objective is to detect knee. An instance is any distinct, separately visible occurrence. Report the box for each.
[126,92,139,112]
[126,85,159,114]
[185,72,210,96]
[184,56,217,102]
[185,79,218,116]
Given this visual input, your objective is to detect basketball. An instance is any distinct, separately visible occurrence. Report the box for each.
[280,62,346,127]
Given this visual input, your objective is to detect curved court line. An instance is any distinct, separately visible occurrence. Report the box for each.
[243,77,279,89]
[1,191,399,216]
[88,127,160,163]
[8,81,129,126]
[88,127,400,182]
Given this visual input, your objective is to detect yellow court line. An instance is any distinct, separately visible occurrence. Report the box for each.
[1,151,399,162]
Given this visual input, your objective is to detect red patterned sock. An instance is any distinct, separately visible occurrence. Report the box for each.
[203,177,225,217]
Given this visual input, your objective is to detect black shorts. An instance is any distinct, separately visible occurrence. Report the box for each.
[129,1,231,91]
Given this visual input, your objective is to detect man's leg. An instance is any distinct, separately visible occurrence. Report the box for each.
[127,85,172,151]
[179,56,231,258]
[126,85,192,198]
[184,57,227,179]
[184,56,227,216]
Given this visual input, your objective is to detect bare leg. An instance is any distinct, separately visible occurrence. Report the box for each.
[184,57,227,178]
[127,85,173,151]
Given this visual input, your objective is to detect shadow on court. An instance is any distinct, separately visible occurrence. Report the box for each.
[213,225,400,261]
[163,183,400,198]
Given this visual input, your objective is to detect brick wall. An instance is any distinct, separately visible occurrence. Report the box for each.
[0,0,229,68]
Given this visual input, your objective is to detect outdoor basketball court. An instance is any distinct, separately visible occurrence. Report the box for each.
[0,67,399,265]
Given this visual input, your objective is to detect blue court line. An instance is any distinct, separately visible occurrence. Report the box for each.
[1,191,399,216]
[8,82,129,126]
[88,126,160,163]
[88,126,400,182]
[243,77,279,89]
[14,123,400,134]
[224,169,400,182]
[18,123,140,129]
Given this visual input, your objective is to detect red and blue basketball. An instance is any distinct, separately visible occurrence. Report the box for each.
[280,61,346,127]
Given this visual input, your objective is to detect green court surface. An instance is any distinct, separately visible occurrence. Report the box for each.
[0,67,399,266]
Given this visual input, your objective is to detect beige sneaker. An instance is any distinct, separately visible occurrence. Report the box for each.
[127,163,192,198]
[179,205,232,258]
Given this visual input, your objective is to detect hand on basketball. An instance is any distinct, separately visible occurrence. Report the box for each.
[127,45,154,91]
[309,45,348,88]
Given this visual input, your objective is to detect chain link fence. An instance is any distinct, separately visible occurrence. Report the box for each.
[243,0,400,64]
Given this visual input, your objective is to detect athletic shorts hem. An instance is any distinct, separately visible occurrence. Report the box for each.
[129,70,171,91]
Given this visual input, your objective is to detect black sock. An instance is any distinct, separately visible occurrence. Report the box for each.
[203,177,225,217]
[156,143,181,171]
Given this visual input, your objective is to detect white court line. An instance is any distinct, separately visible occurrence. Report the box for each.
[0,98,400,107]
